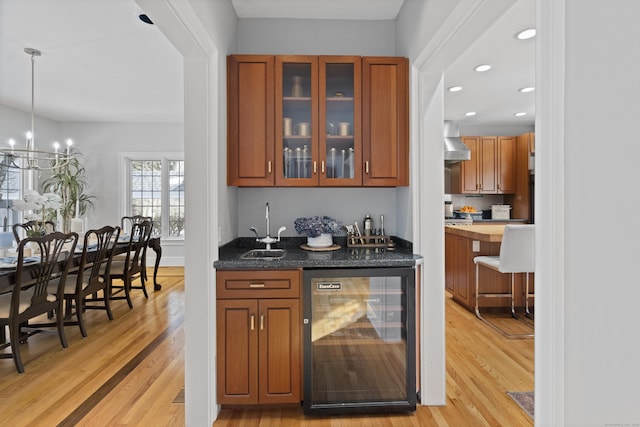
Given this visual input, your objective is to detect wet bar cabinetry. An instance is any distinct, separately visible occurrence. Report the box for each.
[216,269,301,405]
[227,54,408,187]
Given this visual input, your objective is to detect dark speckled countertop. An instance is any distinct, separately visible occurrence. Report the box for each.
[214,236,422,270]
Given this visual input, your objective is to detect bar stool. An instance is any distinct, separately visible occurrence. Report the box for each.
[473,224,534,339]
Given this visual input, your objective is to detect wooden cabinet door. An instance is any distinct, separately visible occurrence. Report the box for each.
[362,57,409,186]
[452,235,472,307]
[479,137,498,193]
[217,299,259,404]
[227,55,275,186]
[460,137,481,193]
[497,136,516,194]
[258,298,301,404]
[319,56,362,186]
[275,55,319,186]
[445,233,455,292]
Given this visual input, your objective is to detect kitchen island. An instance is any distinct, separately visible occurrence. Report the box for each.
[445,224,534,312]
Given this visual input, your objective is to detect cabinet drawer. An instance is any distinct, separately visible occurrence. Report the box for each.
[217,269,301,299]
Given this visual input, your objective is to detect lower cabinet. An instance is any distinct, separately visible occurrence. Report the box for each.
[216,269,301,405]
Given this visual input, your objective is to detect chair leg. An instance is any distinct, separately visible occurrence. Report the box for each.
[76,296,88,338]
[9,323,25,374]
[57,301,68,349]
[140,275,149,299]
[104,288,114,321]
[124,276,133,309]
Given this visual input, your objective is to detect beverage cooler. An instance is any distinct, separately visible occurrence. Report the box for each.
[303,267,416,415]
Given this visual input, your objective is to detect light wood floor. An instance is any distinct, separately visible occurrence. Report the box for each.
[0,271,533,426]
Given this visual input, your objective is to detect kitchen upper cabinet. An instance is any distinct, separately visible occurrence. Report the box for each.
[362,57,409,186]
[505,132,535,221]
[227,55,275,186]
[227,54,407,187]
[451,136,515,194]
[216,269,301,405]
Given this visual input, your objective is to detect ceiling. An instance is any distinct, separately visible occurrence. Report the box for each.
[0,0,534,128]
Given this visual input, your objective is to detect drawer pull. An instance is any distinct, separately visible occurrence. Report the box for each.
[365,161,369,174]
[249,283,265,288]
[260,314,265,331]
[250,314,255,331]
[268,161,272,174]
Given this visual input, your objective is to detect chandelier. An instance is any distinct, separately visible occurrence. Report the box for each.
[2,48,75,171]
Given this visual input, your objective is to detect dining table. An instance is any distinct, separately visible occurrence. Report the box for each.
[0,234,163,292]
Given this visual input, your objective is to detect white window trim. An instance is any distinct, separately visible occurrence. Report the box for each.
[118,152,184,241]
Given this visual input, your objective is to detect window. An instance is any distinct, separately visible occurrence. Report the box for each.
[125,155,184,239]
[0,164,21,229]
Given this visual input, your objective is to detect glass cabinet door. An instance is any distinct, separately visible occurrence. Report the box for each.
[319,56,361,186]
[275,56,318,186]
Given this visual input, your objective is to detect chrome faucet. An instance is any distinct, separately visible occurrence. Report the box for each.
[249,202,286,250]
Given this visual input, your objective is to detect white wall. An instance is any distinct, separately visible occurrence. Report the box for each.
[559,0,640,424]
[61,121,184,265]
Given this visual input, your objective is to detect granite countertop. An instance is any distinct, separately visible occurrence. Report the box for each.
[214,236,421,270]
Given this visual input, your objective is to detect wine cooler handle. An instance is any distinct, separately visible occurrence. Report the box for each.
[260,314,265,330]
[250,314,255,331]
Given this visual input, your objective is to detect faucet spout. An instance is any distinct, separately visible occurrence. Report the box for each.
[265,203,270,237]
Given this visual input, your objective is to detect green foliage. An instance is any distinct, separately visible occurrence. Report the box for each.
[42,147,95,220]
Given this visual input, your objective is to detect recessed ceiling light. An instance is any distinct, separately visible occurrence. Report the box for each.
[516,28,536,40]
[474,64,492,72]
[465,112,476,116]
[514,112,527,117]
[138,13,154,25]
[448,86,462,92]
[519,86,535,93]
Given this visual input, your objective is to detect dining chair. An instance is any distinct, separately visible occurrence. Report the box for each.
[0,231,78,373]
[54,225,121,337]
[473,224,535,339]
[120,215,153,285]
[108,220,152,309]
[12,220,56,244]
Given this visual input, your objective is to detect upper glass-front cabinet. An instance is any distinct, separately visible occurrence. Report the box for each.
[275,56,361,186]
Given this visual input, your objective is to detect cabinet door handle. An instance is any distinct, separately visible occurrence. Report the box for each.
[321,161,325,174]
[249,283,265,288]
[313,161,317,174]
[260,314,265,331]
[250,314,255,331]
[268,161,272,174]
[365,161,369,174]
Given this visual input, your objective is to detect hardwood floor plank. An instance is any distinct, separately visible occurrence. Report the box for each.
[0,269,533,426]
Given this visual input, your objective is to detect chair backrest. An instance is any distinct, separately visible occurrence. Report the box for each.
[12,231,78,318]
[123,220,152,274]
[498,224,535,273]
[12,220,56,244]
[121,215,152,235]
[78,225,121,289]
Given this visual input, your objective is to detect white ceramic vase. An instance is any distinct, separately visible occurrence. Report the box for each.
[307,233,333,248]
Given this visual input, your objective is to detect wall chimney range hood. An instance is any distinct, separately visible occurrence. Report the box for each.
[444,121,471,164]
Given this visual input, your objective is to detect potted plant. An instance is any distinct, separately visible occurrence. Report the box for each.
[12,190,62,236]
[294,216,341,247]
[42,147,94,233]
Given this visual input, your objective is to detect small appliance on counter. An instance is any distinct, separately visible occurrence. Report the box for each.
[444,201,453,218]
[491,204,511,220]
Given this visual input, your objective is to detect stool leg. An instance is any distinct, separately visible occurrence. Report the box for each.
[525,273,533,318]
[510,273,517,319]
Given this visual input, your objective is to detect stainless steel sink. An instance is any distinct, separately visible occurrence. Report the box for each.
[241,249,286,260]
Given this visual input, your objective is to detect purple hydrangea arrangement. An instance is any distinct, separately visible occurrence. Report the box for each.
[294,216,341,238]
